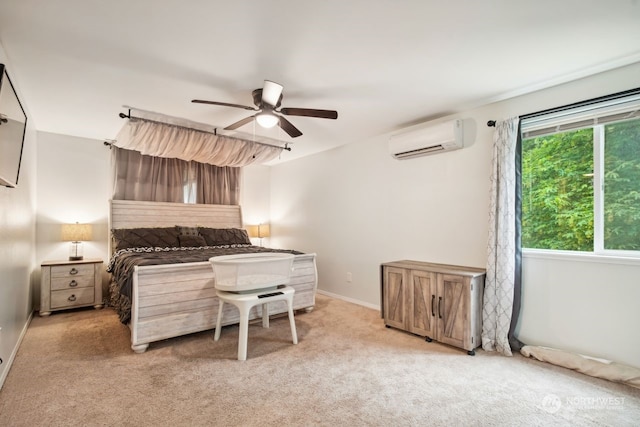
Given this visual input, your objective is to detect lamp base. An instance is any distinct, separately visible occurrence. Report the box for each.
[69,241,84,261]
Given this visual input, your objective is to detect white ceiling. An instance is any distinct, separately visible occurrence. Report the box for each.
[1,0,640,163]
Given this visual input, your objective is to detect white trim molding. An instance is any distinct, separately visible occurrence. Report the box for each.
[523,248,640,267]
[0,311,33,390]
[317,289,380,312]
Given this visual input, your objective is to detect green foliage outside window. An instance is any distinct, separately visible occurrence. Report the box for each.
[522,128,594,251]
[522,118,640,252]
[604,120,640,250]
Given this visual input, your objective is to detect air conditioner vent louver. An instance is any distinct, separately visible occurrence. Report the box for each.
[389,119,464,159]
[394,144,445,159]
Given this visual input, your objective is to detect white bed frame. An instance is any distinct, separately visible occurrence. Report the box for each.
[109,200,318,353]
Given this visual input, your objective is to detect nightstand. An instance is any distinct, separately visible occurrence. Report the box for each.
[40,258,104,316]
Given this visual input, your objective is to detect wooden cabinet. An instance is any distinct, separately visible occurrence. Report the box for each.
[40,259,103,316]
[381,260,485,355]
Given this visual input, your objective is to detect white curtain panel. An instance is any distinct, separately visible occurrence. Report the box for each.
[115,118,283,167]
[482,117,520,356]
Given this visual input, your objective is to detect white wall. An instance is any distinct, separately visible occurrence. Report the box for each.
[240,164,271,246]
[35,132,111,305]
[0,43,37,389]
[270,126,489,301]
[269,62,640,367]
[519,252,640,368]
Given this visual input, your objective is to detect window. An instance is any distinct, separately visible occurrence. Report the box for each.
[183,180,197,204]
[521,91,640,256]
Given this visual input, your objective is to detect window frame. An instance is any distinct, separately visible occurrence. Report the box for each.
[520,90,640,259]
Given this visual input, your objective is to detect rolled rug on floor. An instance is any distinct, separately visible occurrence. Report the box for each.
[521,345,640,389]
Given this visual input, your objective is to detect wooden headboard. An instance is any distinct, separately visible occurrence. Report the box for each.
[109,200,244,255]
[110,200,243,230]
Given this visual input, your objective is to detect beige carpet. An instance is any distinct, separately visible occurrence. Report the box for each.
[1,294,639,426]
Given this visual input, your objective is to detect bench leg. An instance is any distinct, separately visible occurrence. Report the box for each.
[214,300,225,341]
[262,302,269,328]
[287,297,298,345]
[238,305,250,361]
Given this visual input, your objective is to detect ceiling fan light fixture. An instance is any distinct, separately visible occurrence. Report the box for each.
[193,80,337,138]
[256,112,279,128]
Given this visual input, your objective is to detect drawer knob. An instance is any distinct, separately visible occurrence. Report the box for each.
[68,294,76,302]
[69,280,78,287]
[69,268,78,275]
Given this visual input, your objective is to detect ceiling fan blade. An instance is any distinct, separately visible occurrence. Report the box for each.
[224,115,257,130]
[280,108,338,120]
[277,115,303,138]
[262,80,284,107]
[192,99,258,111]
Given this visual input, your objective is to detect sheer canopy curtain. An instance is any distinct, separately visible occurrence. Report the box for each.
[188,161,240,205]
[110,112,287,205]
[115,117,283,166]
[112,147,240,205]
[482,117,524,356]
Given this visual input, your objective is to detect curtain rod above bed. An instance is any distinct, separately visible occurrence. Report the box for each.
[105,109,291,152]
[105,108,291,167]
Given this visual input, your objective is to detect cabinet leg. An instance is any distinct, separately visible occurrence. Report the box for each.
[39,311,51,317]
[425,336,433,342]
[131,343,149,353]
[467,350,475,356]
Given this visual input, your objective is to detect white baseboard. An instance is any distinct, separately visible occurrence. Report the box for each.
[0,311,34,390]
[317,289,380,311]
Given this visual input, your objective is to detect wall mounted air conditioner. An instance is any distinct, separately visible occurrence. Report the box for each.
[389,119,464,159]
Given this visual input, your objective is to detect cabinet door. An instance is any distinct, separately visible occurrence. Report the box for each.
[436,274,471,350]
[383,266,407,329]
[409,269,436,338]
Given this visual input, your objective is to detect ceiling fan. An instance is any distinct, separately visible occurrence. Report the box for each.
[192,80,338,138]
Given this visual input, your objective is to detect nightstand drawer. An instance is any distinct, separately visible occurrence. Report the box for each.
[51,263,94,278]
[51,288,95,309]
[51,275,94,291]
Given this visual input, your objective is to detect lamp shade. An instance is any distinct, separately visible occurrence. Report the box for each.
[247,224,270,239]
[257,224,270,238]
[61,223,93,242]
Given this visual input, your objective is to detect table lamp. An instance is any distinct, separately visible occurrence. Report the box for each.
[61,223,92,261]
[247,223,270,246]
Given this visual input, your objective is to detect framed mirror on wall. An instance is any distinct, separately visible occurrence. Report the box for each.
[0,63,27,188]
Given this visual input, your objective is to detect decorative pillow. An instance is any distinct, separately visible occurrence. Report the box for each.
[178,234,207,247]
[175,225,199,236]
[112,227,180,250]
[198,227,251,246]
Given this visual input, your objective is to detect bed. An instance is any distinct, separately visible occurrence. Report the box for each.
[108,199,318,353]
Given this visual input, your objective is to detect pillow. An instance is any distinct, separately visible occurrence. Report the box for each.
[178,234,207,247]
[112,227,180,250]
[175,225,199,236]
[198,227,251,246]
